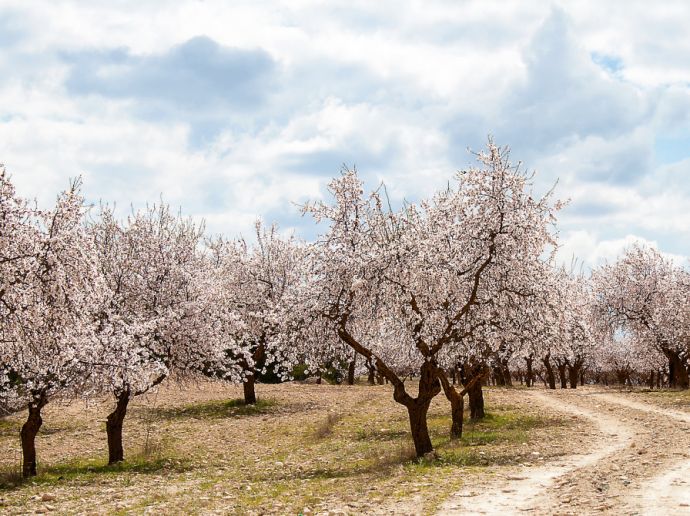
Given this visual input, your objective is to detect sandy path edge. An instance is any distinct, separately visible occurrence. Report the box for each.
[438,390,633,515]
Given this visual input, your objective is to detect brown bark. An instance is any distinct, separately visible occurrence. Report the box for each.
[106,390,130,464]
[459,362,486,420]
[366,359,375,385]
[347,352,356,385]
[468,380,485,420]
[567,364,579,389]
[502,360,512,387]
[667,351,689,389]
[525,356,534,387]
[556,362,567,389]
[21,396,47,477]
[437,367,484,439]
[243,373,257,404]
[336,327,441,458]
[543,354,556,389]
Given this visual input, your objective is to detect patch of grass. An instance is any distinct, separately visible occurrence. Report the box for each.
[0,446,192,491]
[0,418,20,437]
[0,465,23,489]
[144,398,278,421]
[314,412,343,439]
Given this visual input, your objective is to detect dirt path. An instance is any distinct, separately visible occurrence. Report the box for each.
[439,388,690,515]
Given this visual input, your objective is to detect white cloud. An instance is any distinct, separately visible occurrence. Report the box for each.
[1,0,689,261]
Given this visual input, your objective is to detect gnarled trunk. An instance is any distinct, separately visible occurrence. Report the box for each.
[406,398,434,456]
[437,367,471,439]
[21,396,47,477]
[543,355,556,389]
[106,390,131,464]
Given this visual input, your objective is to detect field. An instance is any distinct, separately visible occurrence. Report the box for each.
[0,380,572,515]
[2,382,690,515]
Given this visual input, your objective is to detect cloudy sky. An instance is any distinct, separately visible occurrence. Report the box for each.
[1,1,689,266]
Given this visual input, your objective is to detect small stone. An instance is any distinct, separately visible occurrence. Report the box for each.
[41,494,56,502]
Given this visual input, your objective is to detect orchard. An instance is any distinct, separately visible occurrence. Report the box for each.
[1,142,690,514]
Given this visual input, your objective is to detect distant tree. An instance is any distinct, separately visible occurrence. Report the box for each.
[594,245,690,389]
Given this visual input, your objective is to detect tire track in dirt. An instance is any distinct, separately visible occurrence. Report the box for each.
[591,393,690,515]
[439,389,634,515]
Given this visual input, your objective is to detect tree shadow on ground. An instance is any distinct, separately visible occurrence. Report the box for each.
[137,398,279,421]
[0,456,192,491]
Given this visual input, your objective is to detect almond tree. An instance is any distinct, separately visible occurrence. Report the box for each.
[301,141,559,457]
[206,222,306,404]
[594,245,690,388]
[90,204,230,464]
[0,174,100,477]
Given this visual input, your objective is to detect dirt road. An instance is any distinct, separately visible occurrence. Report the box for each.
[440,387,690,515]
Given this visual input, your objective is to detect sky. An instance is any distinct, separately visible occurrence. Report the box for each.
[1,0,689,267]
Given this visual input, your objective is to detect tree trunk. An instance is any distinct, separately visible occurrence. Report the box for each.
[21,397,47,477]
[436,367,470,440]
[493,365,505,386]
[347,354,356,385]
[667,351,689,389]
[244,373,257,404]
[525,357,534,387]
[468,380,485,420]
[543,355,556,389]
[376,373,385,385]
[366,360,375,385]
[106,390,130,464]
[580,369,585,386]
[406,399,434,456]
[557,363,567,388]
[502,360,512,387]
[568,365,579,389]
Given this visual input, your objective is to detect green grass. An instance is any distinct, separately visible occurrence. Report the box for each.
[0,418,20,437]
[0,455,192,491]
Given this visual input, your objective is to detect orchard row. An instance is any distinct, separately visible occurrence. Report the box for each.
[1,141,688,478]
